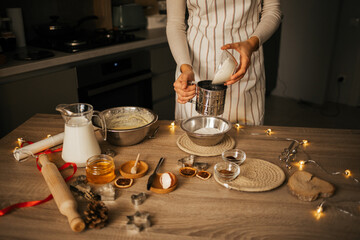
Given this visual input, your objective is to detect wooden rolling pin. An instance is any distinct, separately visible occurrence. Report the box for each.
[39,154,85,232]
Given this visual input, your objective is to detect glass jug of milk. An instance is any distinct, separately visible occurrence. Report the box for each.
[56,103,104,167]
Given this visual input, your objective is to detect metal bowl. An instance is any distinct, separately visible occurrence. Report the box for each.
[93,106,158,146]
[180,116,232,146]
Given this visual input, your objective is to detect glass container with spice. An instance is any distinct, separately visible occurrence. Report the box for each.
[214,161,240,181]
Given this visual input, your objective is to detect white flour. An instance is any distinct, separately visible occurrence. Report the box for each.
[194,127,221,134]
[212,57,237,85]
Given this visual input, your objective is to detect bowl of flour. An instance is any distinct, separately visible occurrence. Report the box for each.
[180,116,232,146]
[212,50,238,85]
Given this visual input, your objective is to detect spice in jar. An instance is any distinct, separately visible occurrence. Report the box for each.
[86,154,115,184]
[179,167,197,177]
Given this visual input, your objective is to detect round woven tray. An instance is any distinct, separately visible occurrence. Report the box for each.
[176,133,235,157]
[214,158,285,192]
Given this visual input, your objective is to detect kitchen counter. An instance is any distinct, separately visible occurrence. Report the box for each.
[0,28,168,80]
[1,114,360,239]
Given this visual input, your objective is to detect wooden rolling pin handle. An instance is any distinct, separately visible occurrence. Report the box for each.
[39,154,85,232]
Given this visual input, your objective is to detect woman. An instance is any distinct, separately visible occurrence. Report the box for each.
[166,0,282,125]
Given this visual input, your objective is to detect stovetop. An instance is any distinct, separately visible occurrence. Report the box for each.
[28,29,144,53]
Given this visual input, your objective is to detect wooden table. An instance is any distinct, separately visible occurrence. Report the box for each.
[1,114,359,239]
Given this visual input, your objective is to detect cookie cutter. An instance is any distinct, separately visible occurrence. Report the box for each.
[131,192,147,206]
[178,155,195,167]
[194,162,209,170]
[76,175,88,184]
[177,155,209,170]
[104,149,116,157]
[126,211,151,232]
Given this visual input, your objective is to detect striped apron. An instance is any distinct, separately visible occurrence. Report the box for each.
[174,0,265,125]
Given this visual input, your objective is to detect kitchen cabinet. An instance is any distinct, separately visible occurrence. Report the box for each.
[0,67,78,138]
[150,44,176,120]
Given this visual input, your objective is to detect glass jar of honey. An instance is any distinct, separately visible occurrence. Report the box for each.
[86,154,115,184]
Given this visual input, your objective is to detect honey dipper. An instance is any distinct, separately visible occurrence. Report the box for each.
[131,153,141,174]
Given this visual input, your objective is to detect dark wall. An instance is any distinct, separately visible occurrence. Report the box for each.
[0,0,94,42]
[263,24,282,96]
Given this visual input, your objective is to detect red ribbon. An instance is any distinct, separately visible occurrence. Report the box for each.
[0,141,77,216]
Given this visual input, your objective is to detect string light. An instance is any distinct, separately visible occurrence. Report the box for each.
[266,129,272,135]
[313,200,360,219]
[301,139,309,145]
[235,123,241,129]
[344,169,351,177]
[317,202,324,214]
[17,138,24,147]
[298,160,306,170]
[314,201,325,220]
[169,121,176,133]
[46,134,52,138]
[302,160,359,183]
[269,133,359,184]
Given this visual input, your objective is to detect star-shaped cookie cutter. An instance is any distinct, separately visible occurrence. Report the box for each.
[194,162,209,170]
[126,211,151,232]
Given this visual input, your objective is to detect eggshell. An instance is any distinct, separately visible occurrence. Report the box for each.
[160,172,175,189]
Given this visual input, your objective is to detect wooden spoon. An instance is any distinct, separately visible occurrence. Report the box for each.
[131,153,141,174]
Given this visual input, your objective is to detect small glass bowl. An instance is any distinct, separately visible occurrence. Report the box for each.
[214,161,240,181]
[222,149,246,165]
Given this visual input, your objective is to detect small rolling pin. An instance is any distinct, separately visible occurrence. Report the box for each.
[38,154,85,232]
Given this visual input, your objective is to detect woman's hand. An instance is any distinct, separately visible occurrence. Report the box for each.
[173,64,196,104]
[221,36,259,85]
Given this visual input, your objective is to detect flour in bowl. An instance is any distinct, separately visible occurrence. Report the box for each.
[194,127,221,134]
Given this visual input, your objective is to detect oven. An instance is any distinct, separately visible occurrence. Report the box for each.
[76,50,152,111]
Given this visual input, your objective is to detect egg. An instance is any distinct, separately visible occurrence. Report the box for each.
[160,172,175,189]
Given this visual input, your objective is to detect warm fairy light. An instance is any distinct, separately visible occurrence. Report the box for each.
[234,123,243,132]
[298,160,306,170]
[169,121,176,133]
[344,169,351,177]
[317,205,323,214]
[314,201,325,220]
[302,139,309,146]
[14,146,19,152]
[266,129,272,135]
[318,201,325,212]
[17,138,24,147]
[47,134,52,138]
